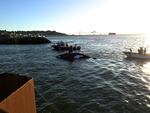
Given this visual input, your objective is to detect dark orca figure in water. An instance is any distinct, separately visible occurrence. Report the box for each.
[56,52,94,61]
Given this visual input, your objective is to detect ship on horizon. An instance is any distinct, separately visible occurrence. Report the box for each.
[108,32,116,35]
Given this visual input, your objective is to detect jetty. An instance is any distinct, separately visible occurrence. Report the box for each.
[0,36,50,44]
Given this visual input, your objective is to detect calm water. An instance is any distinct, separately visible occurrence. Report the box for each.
[1,35,150,113]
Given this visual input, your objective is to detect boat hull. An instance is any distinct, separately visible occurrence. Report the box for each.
[56,53,90,61]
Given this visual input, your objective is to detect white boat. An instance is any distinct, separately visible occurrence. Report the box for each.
[123,51,150,59]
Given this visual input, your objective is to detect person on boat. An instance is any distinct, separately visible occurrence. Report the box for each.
[69,45,73,54]
[129,48,132,53]
[66,43,68,48]
[138,47,143,55]
[138,48,140,54]
[144,48,146,55]
[58,40,64,46]
[139,47,142,54]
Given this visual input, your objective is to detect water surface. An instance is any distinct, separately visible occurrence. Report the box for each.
[0,34,150,113]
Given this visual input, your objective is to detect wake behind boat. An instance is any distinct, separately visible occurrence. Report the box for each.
[123,47,150,59]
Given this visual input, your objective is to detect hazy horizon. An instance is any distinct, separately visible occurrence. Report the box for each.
[0,0,150,35]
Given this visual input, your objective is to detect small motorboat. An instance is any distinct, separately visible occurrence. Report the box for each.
[51,41,81,51]
[52,45,81,51]
[123,51,150,59]
[123,47,150,59]
[56,53,90,61]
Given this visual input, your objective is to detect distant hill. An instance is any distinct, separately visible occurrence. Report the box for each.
[0,30,67,36]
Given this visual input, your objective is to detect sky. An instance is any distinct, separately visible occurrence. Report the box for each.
[0,0,150,34]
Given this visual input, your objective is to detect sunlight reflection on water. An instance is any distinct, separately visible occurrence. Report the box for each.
[142,62,150,75]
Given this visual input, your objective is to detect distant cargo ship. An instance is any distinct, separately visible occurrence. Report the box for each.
[108,32,116,35]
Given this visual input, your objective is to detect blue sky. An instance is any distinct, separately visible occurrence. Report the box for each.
[0,0,103,32]
[0,0,150,34]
